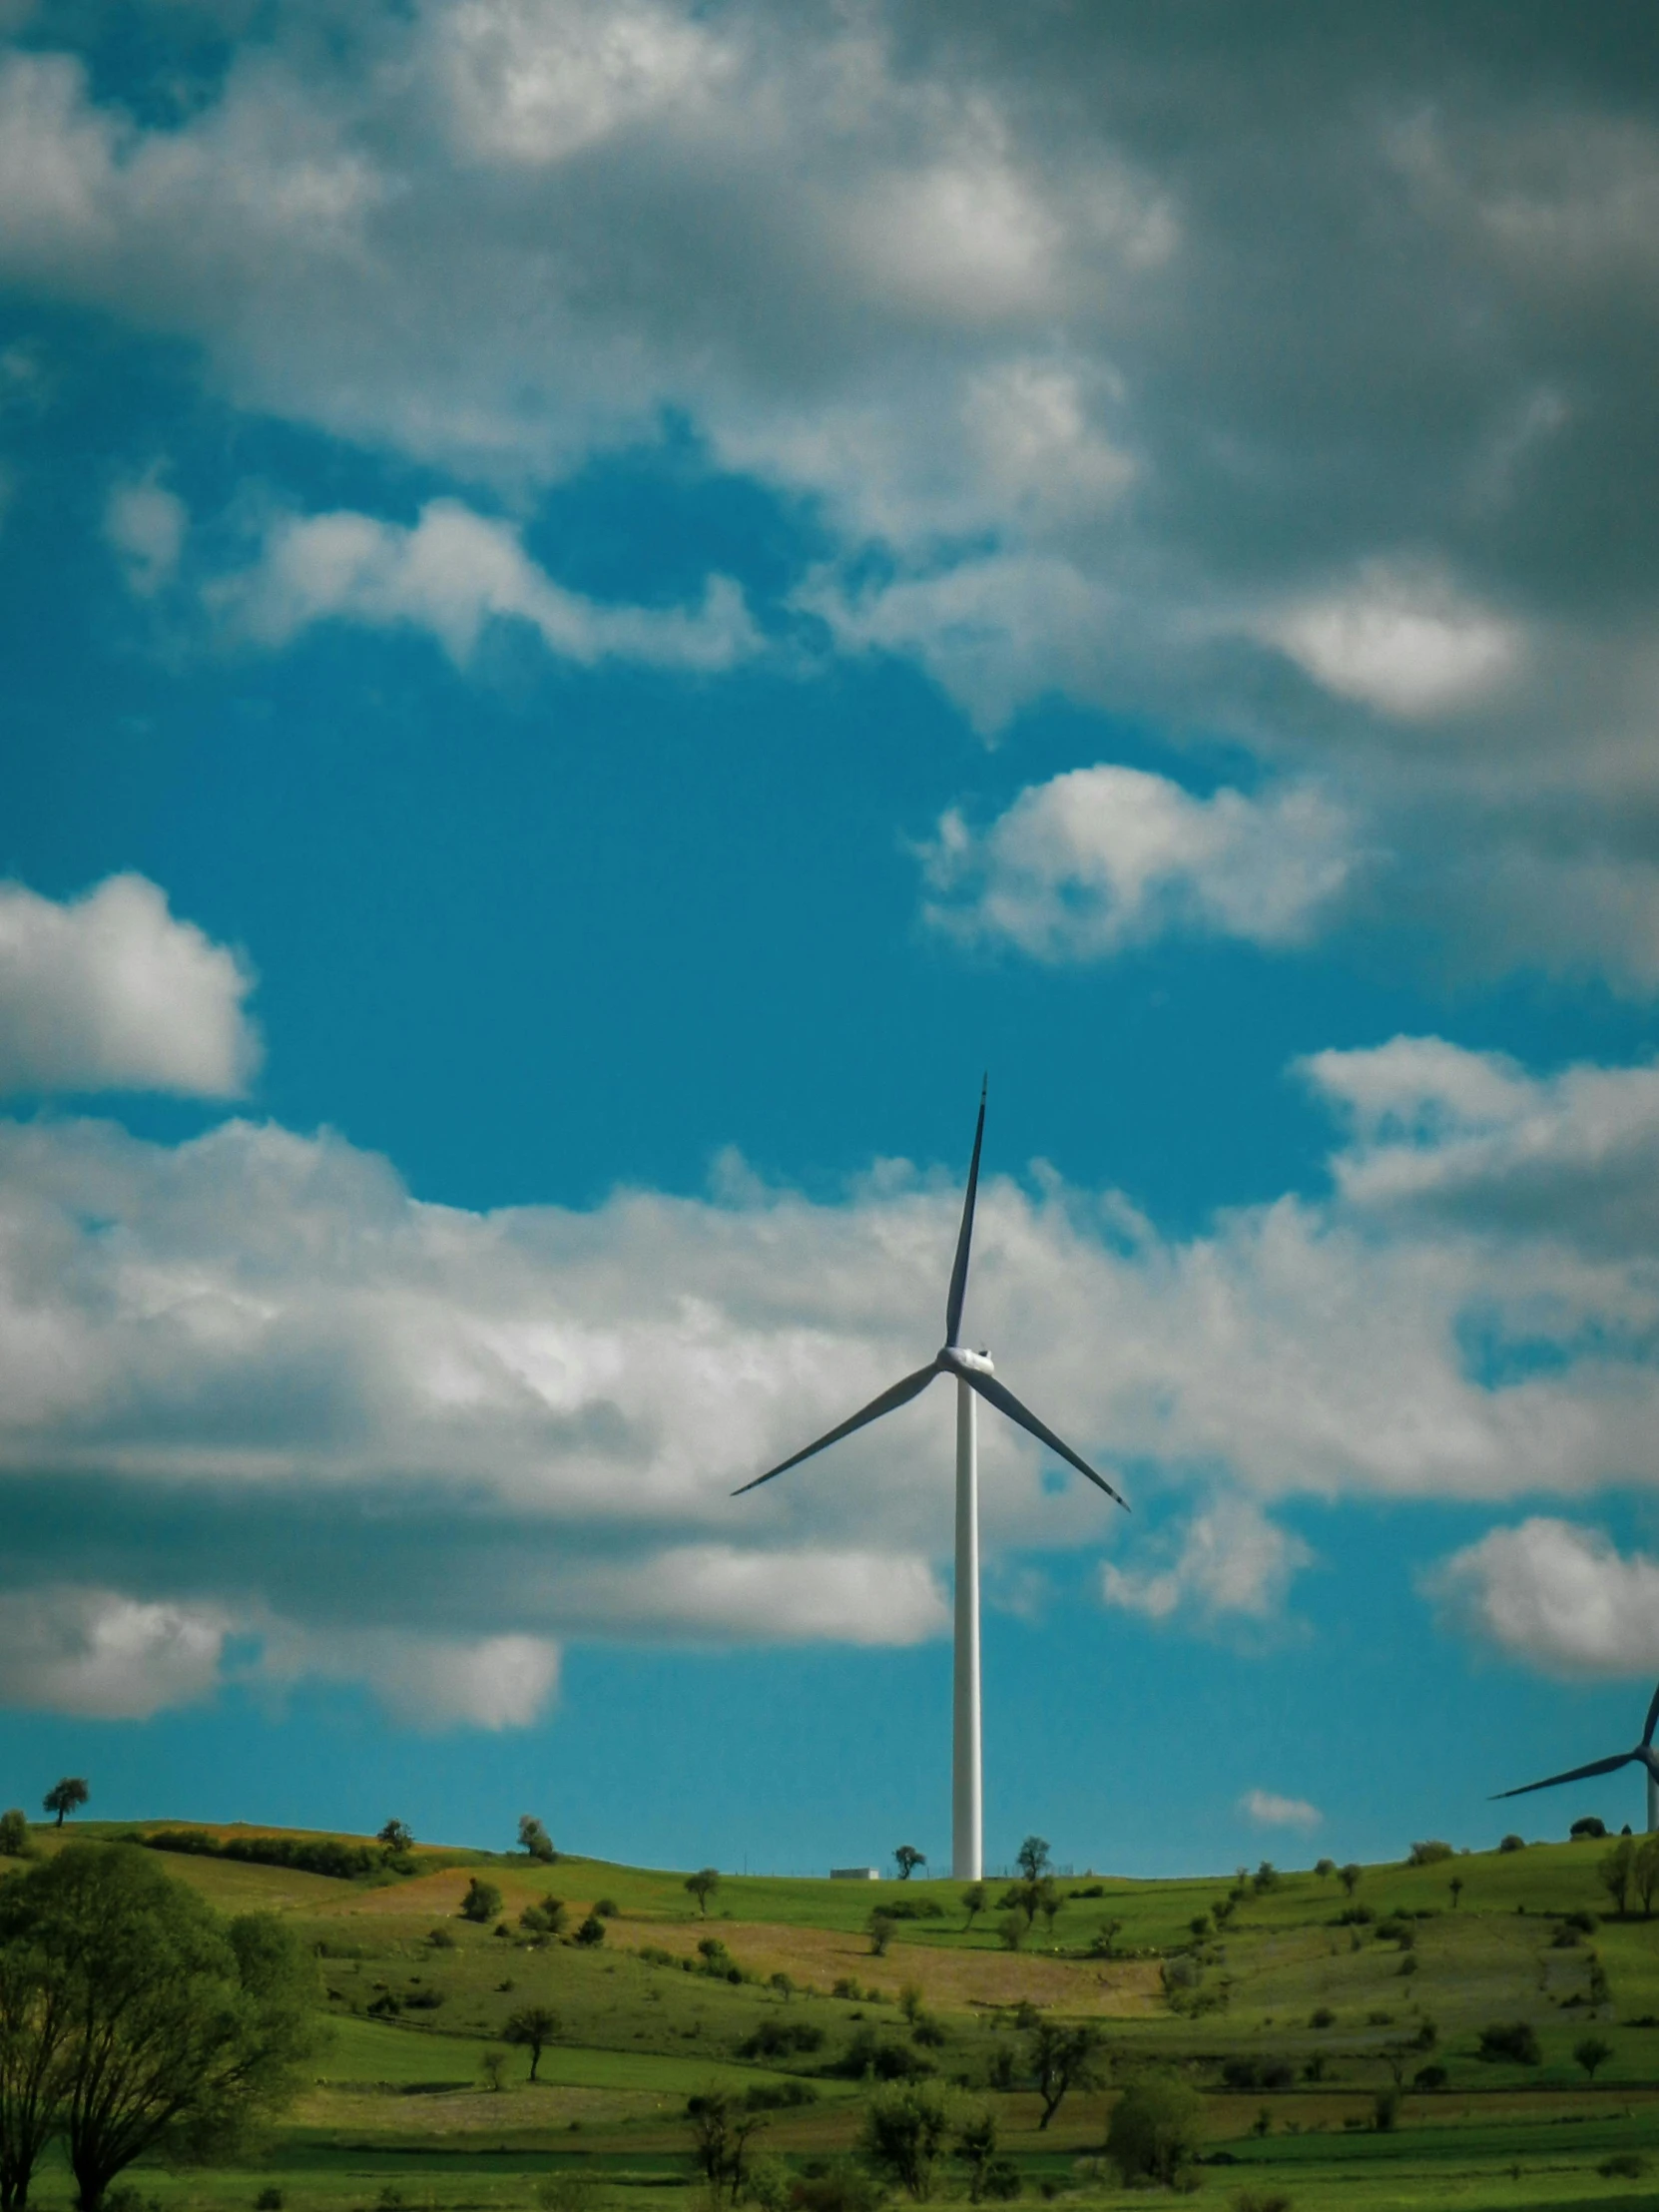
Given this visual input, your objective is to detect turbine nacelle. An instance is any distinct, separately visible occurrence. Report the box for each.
[1493,1677,1659,1830]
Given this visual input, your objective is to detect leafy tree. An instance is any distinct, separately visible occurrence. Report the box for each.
[1574,2034,1614,2080]
[479,2052,507,2093]
[1027,2021,1103,2130]
[503,2005,562,2082]
[518,1899,566,1939]
[1036,1882,1063,1938]
[573,1915,605,1947]
[1338,1864,1363,1897]
[1314,1859,1336,1879]
[40,1782,87,1831]
[686,2088,764,2205]
[960,1884,987,1932]
[1635,1837,1659,1919]
[0,1816,30,1862]
[1104,2075,1204,2187]
[1499,1834,1526,1853]
[518,1817,556,1864]
[1571,1817,1608,1841]
[0,1845,316,2212]
[1477,2021,1542,2065]
[685,1869,720,1917]
[995,1913,1024,1953]
[769,1971,795,2001]
[953,2108,999,2204]
[460,1880,503,1925]
[860,2080,951,2200]
[1015,1837,1050,1883]
[0,1918,75,2212]
[894,1846,926,1882]
[1448,1876,1463,1910]
[375,1821,412,1855]
[1599,1838,1636,1918]
[868,1912,897,1957]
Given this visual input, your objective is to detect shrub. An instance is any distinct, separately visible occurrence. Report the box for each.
[1105,2075,1205,2187]
[1499,1834,1525,1853]
[740,2018,825,2059]
[595,1897,620,1919]
[255,2192,284,2211]
[1310,2007,1335,2029]
[427,1926,456,1948]
[1373,2088,1399,2133]
[980,2159,1022,2200]
[573,1915,606,1946]
[834,2026,932,2081]
[1334,1906,1375,1927]
[1232,2193,1292,2212]
[881,1899,945,1921]
[145,1829,385,1881]
[0,1810,32,1858]
[460,1879,503,1924]
[1571,1817,1608,1841]
[1407,1840,1452,1867]
[1600,2153,1648,2179]
[868,1912,897,1957]
[996,1914,1024,1952]
[1413,2063,1447,2090]
[790,2162,884,2212]
[745,2079,818,2110]
[1477,2021,1541,2065]
[860,2080,952,2200]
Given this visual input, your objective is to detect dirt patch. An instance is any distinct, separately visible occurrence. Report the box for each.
[608,1920,1161,2016]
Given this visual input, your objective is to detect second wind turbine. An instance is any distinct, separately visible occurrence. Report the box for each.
[735,1082,1128,1880]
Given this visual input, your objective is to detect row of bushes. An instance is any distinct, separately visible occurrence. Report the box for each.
[142,1829,397,1881]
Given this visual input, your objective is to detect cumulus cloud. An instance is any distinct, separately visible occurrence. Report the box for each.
[8,8,1659,974]
[5,1024,1659,1713]
[219,498,758,672]
[0,1586,230,1719]
[0,874,259,1096]
[920,766,1356,957]
[1240,1788,1322,1832]
[104,470,187,597]
[1101,1497,1315,1624]
[1429,1518,1659,1676]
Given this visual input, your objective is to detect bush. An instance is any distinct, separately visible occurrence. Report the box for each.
[740,2018,825,2059]
[790,2162,884,2212]
[460,1879,502,1924]
[1477,2021,1541,2065]
[1309,2007,1335,2029]
[573,1915,606,1946]
[0,1810,32,1858]
[880,1898,945,1921]
[745,2079,819,2110]
[1232,2193,1292,2212]
[1373,2088,1399,2133]
[145,1829,386,1882]
[980,2159,1022,2200]
[1600,2153,1648,2179]
[1571,1817,1608,1841]
[1413,2064,1447,2090]
[834,2026,932,2081]
[594,1897,620,1919]
[861,2080,952,2200]
[1499,1834,1525,1853]
[1334,1906,1375,1927]
[1106,2076,1206,2186]
[255,2192,284,2211]
[1407,1840,1452,1867]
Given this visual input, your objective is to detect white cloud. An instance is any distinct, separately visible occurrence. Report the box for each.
[1430,1518,1659,1676]
[104,470,187,597]
[1240,1787,1322,1832]
[260,1623,563,1731]
[920,765,1356,958]
[219,498,758,672]
[0,1586,230,1719]
[1100,1497,1315,1623]
[0,874,259,1096]
[1262,565,1522,720]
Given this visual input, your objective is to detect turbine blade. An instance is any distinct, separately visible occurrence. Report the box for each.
[944,1077,988,1350]
[1643,1681,1659,1749]
[964,1369,1128,1508]
[1490,1750,1635,1801]
[732,1365,939,1496]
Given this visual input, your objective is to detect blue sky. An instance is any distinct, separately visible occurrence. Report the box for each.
[5,1,1659,1876]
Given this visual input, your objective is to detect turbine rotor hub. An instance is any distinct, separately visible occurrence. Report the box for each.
[940,1345,995,1376]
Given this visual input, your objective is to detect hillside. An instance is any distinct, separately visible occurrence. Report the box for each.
[6,1820,1659,2210]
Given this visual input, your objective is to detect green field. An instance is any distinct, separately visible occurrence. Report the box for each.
[9,1821,1659,2210]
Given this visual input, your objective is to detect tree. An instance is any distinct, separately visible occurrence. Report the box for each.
[518,1899,566,1939]
[685,1869,720,1917]
[573,1916,606,1947]
[860,2080,951,2200]
[1036,1882,1063,1939]
[1339,1864,1363,1897]
[480,2051,507,2093]
[1635,1837,1659,1919]
[0,1817,29,1862]
[894,1846,926,1882]
[518,1817,556,1864]
[460,1879,503,1924]
[1104,2075,1205,2187]
[996,1913,1024,1952]
[0,1920,74,2212]
[954,2108,999,2204]
[1314,1859,1336,1879]
[376,1821,412,1855]
[960,1883,987,1932]
[503,2005,562,2082]
[1599,1838,1636,1919]
[1574,2034,1614,2081]
[1016,1837,1050,1883]
[686,2088,764,2205]
[40,1782,86,1831]
[868,1912,897,1957]
[1449,1876,1464,1910]
[0,1845,316,2212]
[1028,2022,1103,2130]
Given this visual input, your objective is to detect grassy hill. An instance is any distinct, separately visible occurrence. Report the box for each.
[7,1820,1659,2210]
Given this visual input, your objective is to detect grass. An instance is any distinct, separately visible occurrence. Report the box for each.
[12,1820,1659,2209]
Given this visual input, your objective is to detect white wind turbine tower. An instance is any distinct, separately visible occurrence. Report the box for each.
[735,1082,1128,1880]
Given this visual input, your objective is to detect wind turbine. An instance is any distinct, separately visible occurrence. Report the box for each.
[734,1081,1128,1880]
[1492,1681,1659,1835]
